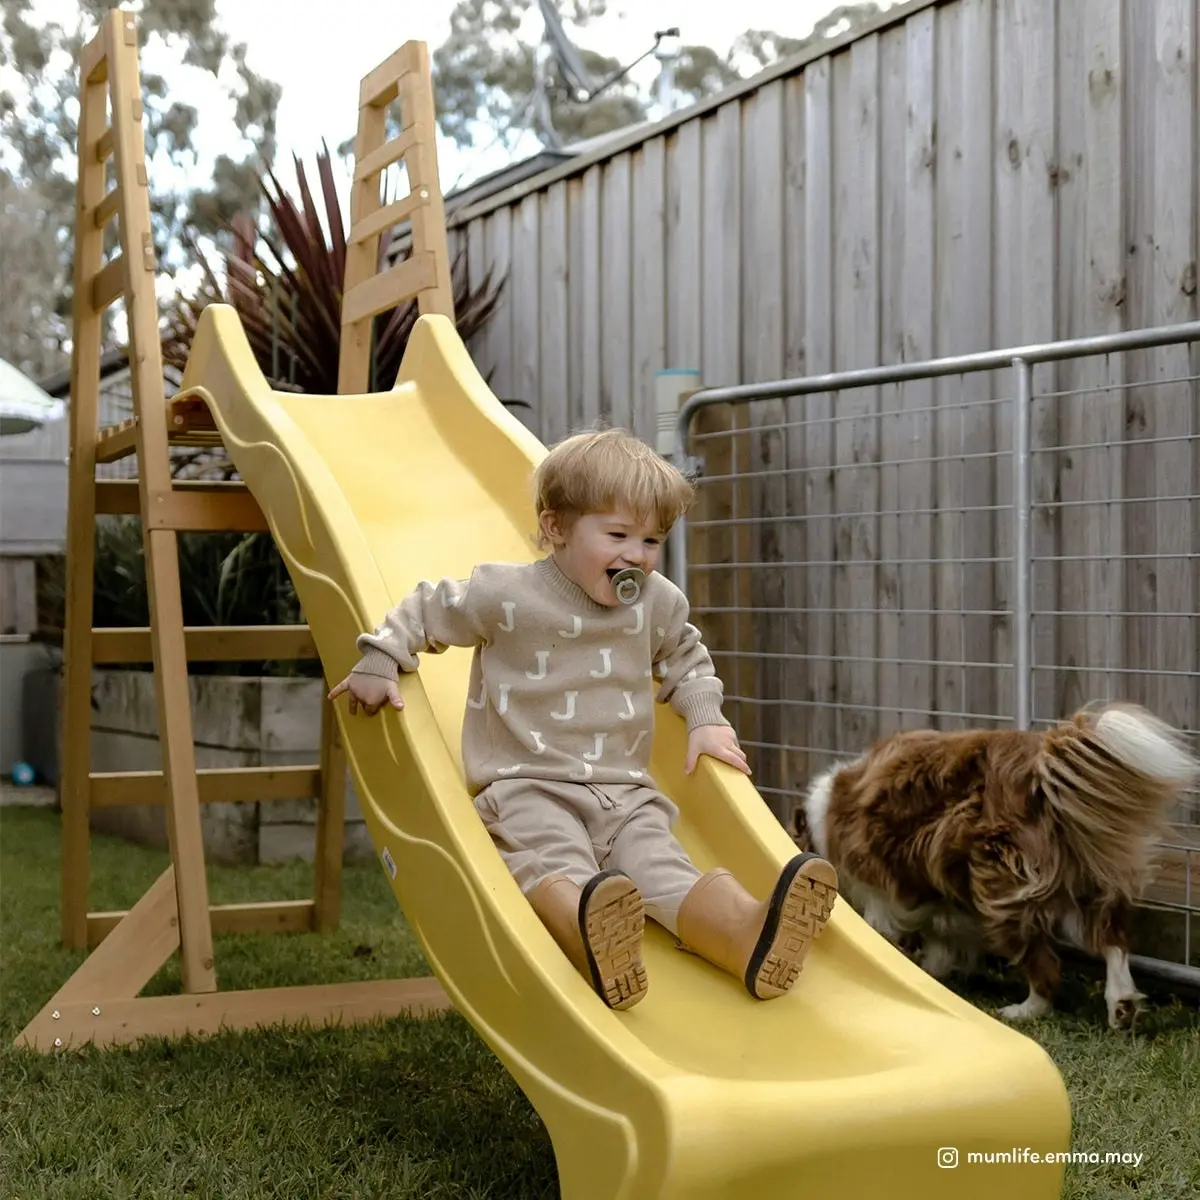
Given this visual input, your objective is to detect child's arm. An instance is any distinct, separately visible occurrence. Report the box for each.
[653,588,730,731]
[654,587,752,775]
[353,574,487,678]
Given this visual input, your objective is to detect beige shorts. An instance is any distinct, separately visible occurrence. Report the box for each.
[474,777,702,935]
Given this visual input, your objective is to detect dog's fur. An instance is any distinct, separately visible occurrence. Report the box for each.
[797,704,1199,1030]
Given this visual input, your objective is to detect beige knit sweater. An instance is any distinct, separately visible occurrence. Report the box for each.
[352,556,729,795]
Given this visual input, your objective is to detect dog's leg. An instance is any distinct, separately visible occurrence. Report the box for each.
[990,928,1059,1023]
[917,938,959,980]
[1102,945,1145,1031]
[1084,903,1146,1030]
[998,987,1054,1022]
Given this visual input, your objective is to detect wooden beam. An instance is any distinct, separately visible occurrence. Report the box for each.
[359,42,421,108]
[341,252,437,327]
[92,186,121,229]
[93,127,114,163]
[94,478,265,517]
[89,765,322,809]
[353,128,417,183]
[88,900,317,946]
[91,624,316,664]
[349,189,428,247]
[94,419,138,463]
[91,255,126,311]
[15,978,453,1051]
[80,30,108,85]
[148,489,270,532]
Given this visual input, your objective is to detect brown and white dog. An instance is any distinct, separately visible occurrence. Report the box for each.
[797,704,1198,1030]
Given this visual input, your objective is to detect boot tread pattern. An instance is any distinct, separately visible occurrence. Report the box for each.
[751,867,838,1000]
[583,876,648,1010]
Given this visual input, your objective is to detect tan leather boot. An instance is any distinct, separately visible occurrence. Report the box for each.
[526,869,648,1010]
[676,853,838,999]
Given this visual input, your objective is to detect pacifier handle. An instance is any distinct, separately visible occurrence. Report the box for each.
[612,567,645,605]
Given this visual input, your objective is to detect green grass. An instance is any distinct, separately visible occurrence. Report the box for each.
[1,807,1198,1199]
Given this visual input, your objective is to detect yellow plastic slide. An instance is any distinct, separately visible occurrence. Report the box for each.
[180,304,1070,1199]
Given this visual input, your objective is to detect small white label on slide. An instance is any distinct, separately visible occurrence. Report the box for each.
[381,846,397,880]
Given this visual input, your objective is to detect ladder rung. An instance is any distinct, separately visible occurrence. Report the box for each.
[89,765,321,807]
[95,477,253,513]
[353,128,417,183]
[88,900,317,947]
[94,126,114,162]
[350,189,428,247]
[91,625,317,664]
[95,418,138,463]
[92,186,121,229]
[92,255,125,310]
[359,41,421,108]
[81,31,108,84]
[93,479,268,531]
[341,251,437,327]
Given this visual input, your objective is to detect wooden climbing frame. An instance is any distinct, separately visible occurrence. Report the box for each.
[16,11,454,1051]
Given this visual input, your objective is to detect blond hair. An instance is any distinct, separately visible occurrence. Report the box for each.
[533,426,695,546]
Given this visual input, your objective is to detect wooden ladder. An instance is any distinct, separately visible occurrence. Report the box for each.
[339,39,455,393]
[17,11,453,1050]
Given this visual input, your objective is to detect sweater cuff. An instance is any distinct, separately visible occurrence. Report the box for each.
[351,648,402,679]
[675,690,729,733]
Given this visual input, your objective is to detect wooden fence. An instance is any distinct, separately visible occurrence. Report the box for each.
[444,0,1200,884]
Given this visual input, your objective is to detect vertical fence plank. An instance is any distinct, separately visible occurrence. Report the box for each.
[782,71,809,812]
[665,121,703,374]
[510,194,540,425]
[877,23,908,741]
[1055,0,1126,716]
[1151,0,1196,740]
[580,165,603,428]
[700,105,748,743]
[804,56,837,770]
[934,0,968,730]
[631,138,666,447]
[601,156,632,432]
[539,184,570,445]
[484,208,513,404]
[742,81,787,811]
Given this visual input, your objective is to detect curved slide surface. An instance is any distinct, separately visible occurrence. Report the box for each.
[180,304,1070,1199]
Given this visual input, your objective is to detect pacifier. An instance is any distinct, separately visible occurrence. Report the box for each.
[611,567,645,605]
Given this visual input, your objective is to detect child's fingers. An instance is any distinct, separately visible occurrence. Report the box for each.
[720,746,752,774]
[327,678,349,701]
[387,682,404,709]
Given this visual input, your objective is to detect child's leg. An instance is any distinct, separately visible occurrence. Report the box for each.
[676,855,838,1000]
[601,794,701,935]
[605,789,838,1000]
[475,780,647,1009]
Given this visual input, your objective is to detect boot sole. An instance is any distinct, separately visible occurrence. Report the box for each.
[579,870,648,1010]
[745,853,838,1000]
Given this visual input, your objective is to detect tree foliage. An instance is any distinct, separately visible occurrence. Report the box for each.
[430,0,883,153]
[0,0,281,377]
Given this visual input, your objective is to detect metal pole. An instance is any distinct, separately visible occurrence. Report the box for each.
[1012,356,1033,730]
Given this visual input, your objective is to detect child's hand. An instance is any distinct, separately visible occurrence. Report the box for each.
[685,724,751,776]
[327,671,403,717]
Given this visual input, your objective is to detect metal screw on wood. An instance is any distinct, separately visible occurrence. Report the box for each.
[92,1006,101,1016]
[52,1010,60,1019]
[54,1038,62,1047]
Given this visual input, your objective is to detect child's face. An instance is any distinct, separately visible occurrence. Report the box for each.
[540,508,666,607]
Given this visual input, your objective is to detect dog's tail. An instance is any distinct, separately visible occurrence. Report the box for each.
[1039,703,1199,895]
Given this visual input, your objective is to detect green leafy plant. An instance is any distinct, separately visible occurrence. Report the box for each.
[161,141,503,394]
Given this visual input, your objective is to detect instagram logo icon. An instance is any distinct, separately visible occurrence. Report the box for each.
[937,1147,959,1169]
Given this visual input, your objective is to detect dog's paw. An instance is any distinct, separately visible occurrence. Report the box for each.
[997,991,1053,1022]
[1107,991,1147,1032]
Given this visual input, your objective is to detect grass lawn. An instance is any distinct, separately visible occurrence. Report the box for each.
[2,805,1198,1199]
